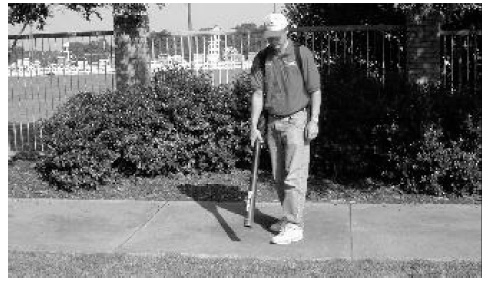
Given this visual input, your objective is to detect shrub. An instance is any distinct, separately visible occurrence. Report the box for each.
[311,63,404,180]
[37,68,252,191]
[372,83,482,196]
[37,87,167,190]
[386,116,481,197]
[36,62,481,196]
[153,68,252,173]
[314,62,481,196]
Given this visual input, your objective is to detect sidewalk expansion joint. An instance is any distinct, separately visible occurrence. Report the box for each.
[349,202,354,261]
[113,201,169,252]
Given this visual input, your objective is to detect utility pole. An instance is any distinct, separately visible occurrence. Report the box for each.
[274,3,277,13]
[188,3,193,31]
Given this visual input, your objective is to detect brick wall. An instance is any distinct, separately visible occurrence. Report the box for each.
[406,12,443,84]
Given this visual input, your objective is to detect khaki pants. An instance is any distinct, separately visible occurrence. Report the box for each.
[267,109,310,227]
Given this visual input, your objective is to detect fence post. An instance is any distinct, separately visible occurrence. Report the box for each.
[405,10,444,85]
[113,11,151,91]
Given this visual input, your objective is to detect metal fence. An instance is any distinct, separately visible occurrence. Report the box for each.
[8,25,481,152]
[8,31,115,123]
[440,29,482,91]
[8,31,115,153]
[8,29,266,152]
[290,25,406,85]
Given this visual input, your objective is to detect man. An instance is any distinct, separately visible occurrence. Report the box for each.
[250,13,321,245]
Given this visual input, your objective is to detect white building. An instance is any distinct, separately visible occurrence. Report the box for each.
[207,26,221,63]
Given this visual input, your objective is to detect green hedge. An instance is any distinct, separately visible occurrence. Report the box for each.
[36,64,481,196]
[314,63,481,196]
[376,85,482,196]
[37,68,252,191]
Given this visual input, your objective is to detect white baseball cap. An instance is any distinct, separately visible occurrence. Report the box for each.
[263,13,288,38]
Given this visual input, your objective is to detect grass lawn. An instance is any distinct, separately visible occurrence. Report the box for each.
[8,160,481,204]
[8,250,481,278]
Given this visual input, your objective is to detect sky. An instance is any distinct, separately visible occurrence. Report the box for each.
[8,3,284,35]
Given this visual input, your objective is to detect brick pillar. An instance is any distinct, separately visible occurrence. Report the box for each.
[406,11,444,85]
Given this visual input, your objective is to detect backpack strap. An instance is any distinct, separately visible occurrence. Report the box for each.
[258,46,272,84]
[294,43,306,88]
[257,47,271,130]
[294,43,304,79]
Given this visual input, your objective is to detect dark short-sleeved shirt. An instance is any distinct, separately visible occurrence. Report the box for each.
[250,39,321,116]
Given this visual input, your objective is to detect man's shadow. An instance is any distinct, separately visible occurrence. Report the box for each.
[177,183,278,242]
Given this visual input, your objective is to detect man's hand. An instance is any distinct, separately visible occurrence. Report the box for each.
[305,120,319,142]
[250,128,264,147]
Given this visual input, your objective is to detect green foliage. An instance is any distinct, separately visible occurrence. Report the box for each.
[284,5,407,81]
[310,63,402,180]
[232,23,265,34]
[37,87,156,190]
[8,3,167,30]
[153,68,251,174]
[37,68,252,191]
[394,3,482,17]
[284,3,481,29]
[114,12,149,33]
[389,121,481,196]
[314,62,481,196]
[283,3,406,26]
[9,3,53,29]
[8,4,105,30]
[35,62,480,196]
[394,3,482,30]
[149,29,171,39]
[376,85,482,196]
[68,39,111,63]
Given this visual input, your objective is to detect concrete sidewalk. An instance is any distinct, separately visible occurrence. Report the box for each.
[8,198,482,261]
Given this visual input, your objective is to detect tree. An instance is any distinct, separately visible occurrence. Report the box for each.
[149,29,172,39]
[232,23,264,34]
[8,3,104,30]
[283,3,481,76]
[283,3,406,27]
[393,3,481,30]
[283,3,481,28]
[283,4,407,76]
[67,39,111,64]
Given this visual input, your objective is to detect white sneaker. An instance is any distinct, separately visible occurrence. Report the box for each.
[270,218,288,233]
[270,223,303,245]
